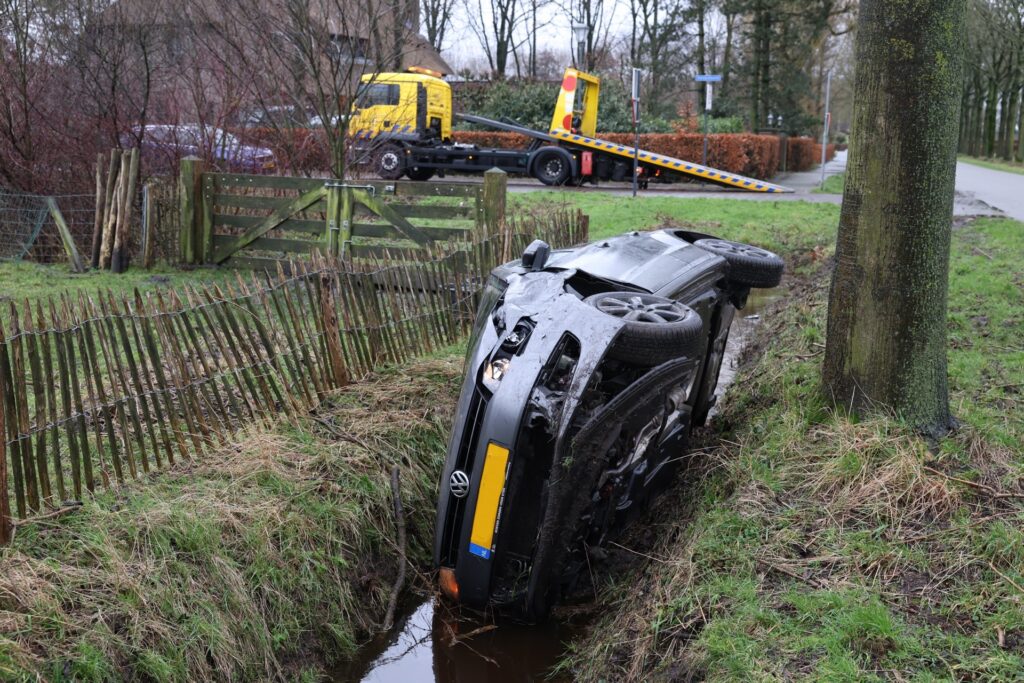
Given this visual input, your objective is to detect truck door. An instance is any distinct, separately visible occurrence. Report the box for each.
[349,82,402,138]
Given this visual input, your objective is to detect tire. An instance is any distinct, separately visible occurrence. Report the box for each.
[585,292,703,365]
[693,238,784,288]
[532,148,571,186]
[405,165,435,181]
[373,143,404,180]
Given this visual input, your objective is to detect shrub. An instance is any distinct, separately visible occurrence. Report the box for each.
[452,131,782,180]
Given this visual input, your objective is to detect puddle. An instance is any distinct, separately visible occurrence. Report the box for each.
[335,596,576,682]
[341,287,782,682]
[712,288,783,413]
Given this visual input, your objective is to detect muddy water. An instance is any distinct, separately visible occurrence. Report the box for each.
[334,597,577,682]
[340,287,781,682]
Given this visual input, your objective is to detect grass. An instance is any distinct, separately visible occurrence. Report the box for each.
[813,172,846,194]
[0,261,240,309]
[958,155,1024,176]
[0,350,464,681]
[509,192,840,273]
[564,216,1024,681]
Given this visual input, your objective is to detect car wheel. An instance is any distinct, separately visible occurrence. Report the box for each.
[533,149,571,186]
[585,292,703,366]
[693,238,784,288]
[405,165,435,181]
[373,143,404,180]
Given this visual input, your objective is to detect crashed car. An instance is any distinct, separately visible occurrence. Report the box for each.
[433,228,784,621]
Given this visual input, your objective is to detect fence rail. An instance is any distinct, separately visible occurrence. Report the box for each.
[0,210,589,543]
[181,161,508,268]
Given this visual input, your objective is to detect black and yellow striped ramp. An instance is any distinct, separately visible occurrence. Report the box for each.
[549,128,794,193]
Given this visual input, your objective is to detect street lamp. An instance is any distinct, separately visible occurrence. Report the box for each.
[571,20,587,69]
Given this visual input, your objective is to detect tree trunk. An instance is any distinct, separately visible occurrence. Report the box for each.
[822,0,966,436]
[1017,86,1024,161]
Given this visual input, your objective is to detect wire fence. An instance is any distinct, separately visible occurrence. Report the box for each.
[0,210,589,543]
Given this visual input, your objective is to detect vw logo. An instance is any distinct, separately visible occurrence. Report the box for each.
[449,470,470,499]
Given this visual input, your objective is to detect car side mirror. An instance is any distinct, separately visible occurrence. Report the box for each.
[522,240,550,271]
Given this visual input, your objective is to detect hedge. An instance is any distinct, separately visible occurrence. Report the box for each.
[231,128,818,181]
[453,131,782,180]
[787,136,836,172]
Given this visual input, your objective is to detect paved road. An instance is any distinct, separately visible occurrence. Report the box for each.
[954,161,1024,222]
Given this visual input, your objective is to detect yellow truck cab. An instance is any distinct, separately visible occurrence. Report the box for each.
[349,68,452,143]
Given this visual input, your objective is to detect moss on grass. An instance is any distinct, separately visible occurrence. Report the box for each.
[565,217,1024,681]
[0,351,463,682]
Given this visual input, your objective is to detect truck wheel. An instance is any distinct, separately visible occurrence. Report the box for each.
[533,149,571,186]
[585,292,703,365]
[373,143,404,180]
[406,165,435,181]
[693,239,784,288]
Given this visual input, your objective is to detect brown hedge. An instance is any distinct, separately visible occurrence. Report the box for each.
[233,127,793,180]
[453,131,782,180]
[787,136,836,172]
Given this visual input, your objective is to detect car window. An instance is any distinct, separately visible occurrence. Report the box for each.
[355,83,400,108]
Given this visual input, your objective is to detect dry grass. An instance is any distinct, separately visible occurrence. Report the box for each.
[0,353,463,682]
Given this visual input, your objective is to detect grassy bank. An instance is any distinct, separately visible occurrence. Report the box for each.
[958,156,1024,176]
[0,261,240,308]
[813,172,846,194]
[510,192,839,263]
[566,217,1024,680]
[0,352,463,682]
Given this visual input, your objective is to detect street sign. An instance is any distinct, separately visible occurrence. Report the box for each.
[695,74,722,83]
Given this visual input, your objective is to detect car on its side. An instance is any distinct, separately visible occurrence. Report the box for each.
[124,124,277,174]
[434,228,784,621]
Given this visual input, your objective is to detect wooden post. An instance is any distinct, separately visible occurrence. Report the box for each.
[111,148,139,273]
[0,327,8,545]
[142,183,156,269]
[46,198,85,273]
[325,184,339,258]
[94,150,119,269]
[481,168,507,238]
[201,174,214,265]
[179,156,204,265]
[91,153,105,270]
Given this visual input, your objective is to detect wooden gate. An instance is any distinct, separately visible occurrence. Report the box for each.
[179,158,507,268]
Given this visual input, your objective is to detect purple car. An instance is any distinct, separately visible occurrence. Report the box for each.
[125,124,277,174]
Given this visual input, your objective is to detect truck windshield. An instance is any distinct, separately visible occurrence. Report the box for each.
[354,83,400,108]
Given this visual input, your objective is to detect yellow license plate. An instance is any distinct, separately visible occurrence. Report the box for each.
[468,442,510,559]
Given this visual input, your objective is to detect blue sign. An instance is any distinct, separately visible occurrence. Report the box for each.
[695,74,723,83]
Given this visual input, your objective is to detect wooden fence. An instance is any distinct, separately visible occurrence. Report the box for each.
[180,160,508,269]
[0,211,589,543]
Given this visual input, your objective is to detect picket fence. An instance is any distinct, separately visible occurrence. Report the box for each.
[0,210,589,543]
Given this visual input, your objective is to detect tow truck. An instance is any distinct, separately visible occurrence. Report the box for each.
[348,67,792,192]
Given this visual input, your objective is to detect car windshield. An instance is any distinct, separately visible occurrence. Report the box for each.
[465,274,507,367]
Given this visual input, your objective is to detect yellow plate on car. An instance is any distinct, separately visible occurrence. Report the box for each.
[468,442,510,560]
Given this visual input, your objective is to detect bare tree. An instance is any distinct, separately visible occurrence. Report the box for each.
[422,0,456,51]
[465,0,523,77]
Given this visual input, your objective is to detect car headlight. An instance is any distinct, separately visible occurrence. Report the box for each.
[482,358,510,391]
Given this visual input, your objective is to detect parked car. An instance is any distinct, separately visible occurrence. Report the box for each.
[124,124,277,173]
[433,228,784,621]
[233,105,316,129]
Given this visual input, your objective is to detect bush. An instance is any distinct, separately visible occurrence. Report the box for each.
[451,131,781,179]
[787,137,836,172]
